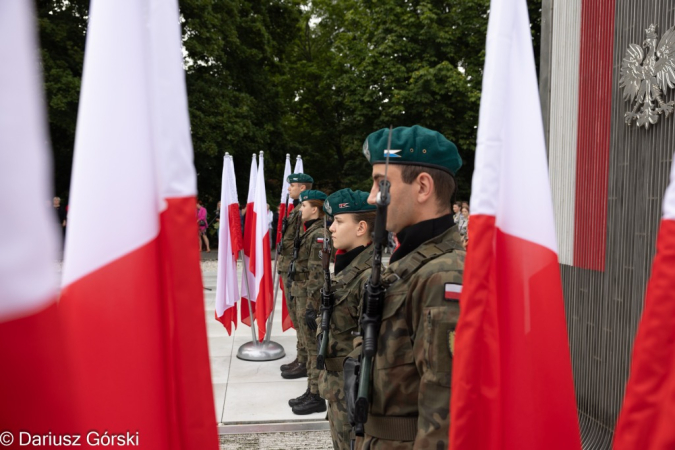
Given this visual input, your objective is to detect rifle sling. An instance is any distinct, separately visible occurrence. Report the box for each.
[364,414,418,442]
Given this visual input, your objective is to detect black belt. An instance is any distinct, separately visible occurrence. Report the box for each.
[364,415,418,442]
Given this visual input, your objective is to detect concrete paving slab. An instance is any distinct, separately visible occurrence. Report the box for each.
[213,382,227,424]
[211,356,232,384]
[209,335,235,357]
[222,380,326,424]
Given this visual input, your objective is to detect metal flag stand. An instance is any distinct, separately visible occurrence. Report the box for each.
[236,152,286,361]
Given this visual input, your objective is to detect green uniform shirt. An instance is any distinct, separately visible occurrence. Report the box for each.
[354,226,465,450]
[277,207,301,275]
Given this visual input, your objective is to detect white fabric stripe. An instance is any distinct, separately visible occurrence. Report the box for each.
[149,0,197,201]
[253,152,270,297]
[664,152,675,219]
[294,155,304,174]
[548,0,582,265]
[280,155,291,204]
[215,155,240,317]
[62,0,160,287]
[0,0,59,320]
[445,284,462,293]
[241,155,257,302]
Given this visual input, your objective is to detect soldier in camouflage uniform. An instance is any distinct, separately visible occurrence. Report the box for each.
[317,189,376,450]
[279,173,313,381]
[290,189,329,415]
[345,125,465,449]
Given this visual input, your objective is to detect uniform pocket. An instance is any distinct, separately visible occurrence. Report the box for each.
[375,292,414,369]
[423,305,459,387]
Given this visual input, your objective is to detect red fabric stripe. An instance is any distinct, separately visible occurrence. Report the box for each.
[0,301,76,441]
[215,305,237,336]
[60,239,172,449]
[254,230,274,341]
[451,216,581,449]
[280,279,294,331]
[613,219,675,449]
[242,202,255,257]
[573,0,616,271]
[158,197,218,450]
[445,291,461,300]
[228,203,243,254]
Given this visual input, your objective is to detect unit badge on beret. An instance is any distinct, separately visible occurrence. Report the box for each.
[362,139,370,160]
[324,200,332,215]
[339,202,349,209]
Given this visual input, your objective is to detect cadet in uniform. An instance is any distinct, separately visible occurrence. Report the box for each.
[278,173,314,380]
[318,189,376,450]
[289,189,329,415]
[346,125,465,449]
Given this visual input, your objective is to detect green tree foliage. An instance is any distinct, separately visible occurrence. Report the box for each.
[37,0,542,207]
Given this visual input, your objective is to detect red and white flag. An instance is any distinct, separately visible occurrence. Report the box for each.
[276,154,294,331]
[613,155,675,449]
[59,0,217,448]
[215,154,243,334]
[249,152,274,341]
[449,1,581,449]
[0,0,74,440]
[240,154,258,326]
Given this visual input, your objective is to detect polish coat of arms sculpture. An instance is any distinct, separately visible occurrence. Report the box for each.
[620,24,675,129]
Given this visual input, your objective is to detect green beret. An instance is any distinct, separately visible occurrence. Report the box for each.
[323,189,375,217]
[287,173,314,183]
[362,125,462,175]
[299,189,327,202]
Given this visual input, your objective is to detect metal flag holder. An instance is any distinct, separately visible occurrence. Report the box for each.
[236,152,286,361]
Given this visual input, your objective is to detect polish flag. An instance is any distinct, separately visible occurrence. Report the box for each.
[612,154,675,449]
[0,0,74,439]
[215,154,243,335]
[449,1,581,449]
[59,1,217,448]
[276,154,293,331]
[240,154,257,326]
[249,152,274,341]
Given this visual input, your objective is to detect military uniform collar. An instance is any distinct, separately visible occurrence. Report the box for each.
[335,244,370,274]
[304,218,321,231]
[390,214,455,263]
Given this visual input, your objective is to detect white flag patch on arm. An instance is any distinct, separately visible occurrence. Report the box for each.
[444,283,462,301]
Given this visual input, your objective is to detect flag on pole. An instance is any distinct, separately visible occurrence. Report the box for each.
[59,0,217,448]
[612,154,675,449]
[0,0,74,438]
[249,152,274,341]
[276,154,294,331]
[449,0,581,449]
[241,154,258,326]
[294,154,304,174]
[215,154,243,334]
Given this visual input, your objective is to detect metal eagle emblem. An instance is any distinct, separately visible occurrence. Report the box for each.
[620,24,675,129]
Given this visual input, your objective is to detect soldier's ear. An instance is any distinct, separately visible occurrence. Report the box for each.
[356,220,367,237]
[415,172,434,206]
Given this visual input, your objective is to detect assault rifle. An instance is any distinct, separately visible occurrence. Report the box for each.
[276,193,291,256]
[316,215,334,370]
[286,211,303,296]
[353,126,393,437]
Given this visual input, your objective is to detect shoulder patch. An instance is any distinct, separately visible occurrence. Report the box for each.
[316,237,325,244]
[444,283,461,302]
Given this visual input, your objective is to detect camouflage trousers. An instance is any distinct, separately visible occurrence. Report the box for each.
[280,272,306,364]
[327,399,351,450]
[294,295,319,393]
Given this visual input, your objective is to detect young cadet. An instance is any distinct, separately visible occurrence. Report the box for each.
[289,189,329,415]
[318,189,376,450]
[346,125,465,449]
[278,173,314,380]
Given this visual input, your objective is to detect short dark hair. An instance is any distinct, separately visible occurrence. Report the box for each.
[400,165,456,212]
[300,182,313,190]
[351,211,376,234]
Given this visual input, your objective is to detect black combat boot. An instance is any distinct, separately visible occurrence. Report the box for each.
[288,388,311,407]
[291,393,327,415]
[280,357,299,372]
[281,364,308,379]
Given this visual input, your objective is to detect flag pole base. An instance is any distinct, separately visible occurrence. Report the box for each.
[236,341,286,361]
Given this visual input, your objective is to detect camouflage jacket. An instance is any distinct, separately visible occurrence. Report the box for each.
[318,245,373,403]
[353,226,465,450]
[277,206,301,275]
[289,219,326,310]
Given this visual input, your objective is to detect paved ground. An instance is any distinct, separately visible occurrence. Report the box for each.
[202,254,327,426]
